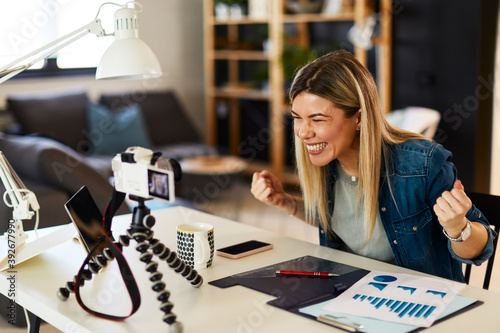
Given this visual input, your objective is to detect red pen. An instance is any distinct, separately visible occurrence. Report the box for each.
[276,270,339,277]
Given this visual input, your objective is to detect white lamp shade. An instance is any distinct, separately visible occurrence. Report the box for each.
[96,38,162,80]
[95,5,162,80]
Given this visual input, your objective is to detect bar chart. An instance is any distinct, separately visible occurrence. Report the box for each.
[353,294,437,319]
[323,271,465,327]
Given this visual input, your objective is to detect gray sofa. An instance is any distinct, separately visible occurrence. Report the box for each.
[0,89,215,234]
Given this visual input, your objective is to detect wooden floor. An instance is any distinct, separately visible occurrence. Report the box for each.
[1,178,498,332]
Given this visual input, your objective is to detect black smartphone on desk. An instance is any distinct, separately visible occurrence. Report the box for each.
[65,186,112,258]
[216,240,273,259]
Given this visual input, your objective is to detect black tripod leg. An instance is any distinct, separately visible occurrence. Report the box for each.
[149,238,203,288]
[131,231,184,332]
[56,237,127,302]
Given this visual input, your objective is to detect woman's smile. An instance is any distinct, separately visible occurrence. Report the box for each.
[306,142,328,153]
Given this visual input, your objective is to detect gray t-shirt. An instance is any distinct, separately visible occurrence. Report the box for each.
[330,162,395,263]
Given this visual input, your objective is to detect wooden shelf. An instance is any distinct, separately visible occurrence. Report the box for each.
[208,12,356,25]
[212,50,269,61]
[210,17,268,25]
[212,87,270,100]
[283,12,355,23]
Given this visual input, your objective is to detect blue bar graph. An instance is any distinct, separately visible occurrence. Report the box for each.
[424,306,437,318]
[409,304,422,317]
[399,303,415,317]
[352,294,438,319]
[395,301,408,313]
[390,300,401,311]
[416,305,429,318]
[376,298,387,309]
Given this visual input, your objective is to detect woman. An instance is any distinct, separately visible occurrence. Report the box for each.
[251,50,496,282]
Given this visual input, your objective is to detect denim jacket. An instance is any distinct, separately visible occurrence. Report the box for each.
[319,139,497,282]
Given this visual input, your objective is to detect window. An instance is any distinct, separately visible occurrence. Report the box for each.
[0,0,127,78]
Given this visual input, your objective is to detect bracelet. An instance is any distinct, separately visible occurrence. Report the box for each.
[290,197,297,216]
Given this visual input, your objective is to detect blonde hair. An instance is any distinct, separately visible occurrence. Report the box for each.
[289,50,428,243]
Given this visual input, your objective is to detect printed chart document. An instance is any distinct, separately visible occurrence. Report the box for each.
[322,271,465,327]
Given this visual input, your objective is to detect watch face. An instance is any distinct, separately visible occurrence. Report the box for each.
[461,219,472,241]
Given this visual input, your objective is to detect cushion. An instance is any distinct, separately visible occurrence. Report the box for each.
[99,91,201,146]
[7,90,89,152]
[86,103,153,155]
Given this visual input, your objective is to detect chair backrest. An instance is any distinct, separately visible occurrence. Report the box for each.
[464,191,500,289]
[386,107,441,139]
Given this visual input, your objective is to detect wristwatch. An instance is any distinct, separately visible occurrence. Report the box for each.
[443,219,472,242]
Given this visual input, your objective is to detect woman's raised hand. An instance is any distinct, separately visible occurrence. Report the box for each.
[250,170,287,209]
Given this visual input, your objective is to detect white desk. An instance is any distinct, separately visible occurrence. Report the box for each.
[1,206,499,332]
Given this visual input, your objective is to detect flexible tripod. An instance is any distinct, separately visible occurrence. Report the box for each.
[57,196,203,333]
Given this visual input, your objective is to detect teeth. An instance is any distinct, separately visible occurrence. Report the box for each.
[307,143,327,152]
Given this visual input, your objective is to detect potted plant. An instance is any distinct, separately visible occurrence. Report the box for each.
[281,41,342,81]
[281,44,318,81]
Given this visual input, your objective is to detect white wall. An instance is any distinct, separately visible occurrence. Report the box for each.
[0,0,206,134]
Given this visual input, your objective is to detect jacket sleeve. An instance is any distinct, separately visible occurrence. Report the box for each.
[427,143,497,266]
[450,204,498,266]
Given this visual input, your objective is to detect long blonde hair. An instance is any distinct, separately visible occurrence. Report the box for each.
[289,50,427,242]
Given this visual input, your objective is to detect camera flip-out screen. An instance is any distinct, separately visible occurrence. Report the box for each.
[148,169,171,201]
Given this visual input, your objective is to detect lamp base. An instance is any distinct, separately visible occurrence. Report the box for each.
[0,222,75,271]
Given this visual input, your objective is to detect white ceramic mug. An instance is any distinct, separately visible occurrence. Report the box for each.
[176,223,214,270]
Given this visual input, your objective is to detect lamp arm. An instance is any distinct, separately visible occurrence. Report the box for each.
[0,153,24,207]
[0,152,40,222]
[0,19,106,84]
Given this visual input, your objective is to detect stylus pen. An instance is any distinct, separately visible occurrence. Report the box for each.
[275,270,339,277]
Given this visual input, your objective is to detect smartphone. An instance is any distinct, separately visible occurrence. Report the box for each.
[64,186,113,259]
[216,240,273,259]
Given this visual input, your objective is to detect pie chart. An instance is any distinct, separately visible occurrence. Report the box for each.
[373,275,397,283]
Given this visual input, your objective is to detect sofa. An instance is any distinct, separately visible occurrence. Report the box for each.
[0,89,216,234]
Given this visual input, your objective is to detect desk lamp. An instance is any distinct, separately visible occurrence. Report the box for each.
[0,1,162,249]
[0,1,162,83]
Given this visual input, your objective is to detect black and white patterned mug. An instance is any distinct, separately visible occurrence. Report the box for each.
[176,223,214,269]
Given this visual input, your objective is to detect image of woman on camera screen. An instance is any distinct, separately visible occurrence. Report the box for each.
[149,172,169,198]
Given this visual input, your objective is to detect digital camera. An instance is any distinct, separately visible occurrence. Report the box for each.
[112,147,182,202]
